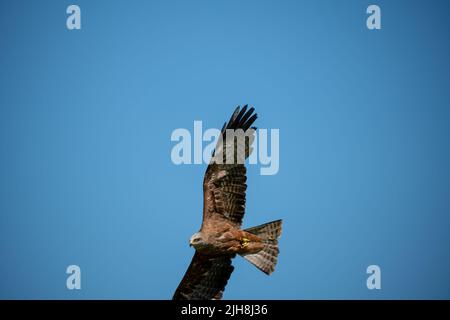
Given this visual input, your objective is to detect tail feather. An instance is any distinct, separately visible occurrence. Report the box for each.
[240,219,282,275]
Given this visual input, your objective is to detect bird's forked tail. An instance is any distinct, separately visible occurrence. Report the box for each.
[240,219,282,275]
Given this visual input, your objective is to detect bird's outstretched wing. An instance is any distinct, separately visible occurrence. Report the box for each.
[202,106,257,227]
[172,251,234,300]
[173,107,257,300]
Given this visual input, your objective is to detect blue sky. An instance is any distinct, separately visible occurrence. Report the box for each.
[1,0,450,299]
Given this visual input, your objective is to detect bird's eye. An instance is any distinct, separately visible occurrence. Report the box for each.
[194,238,200,242]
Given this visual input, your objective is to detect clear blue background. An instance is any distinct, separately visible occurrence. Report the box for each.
[1,0,450,299]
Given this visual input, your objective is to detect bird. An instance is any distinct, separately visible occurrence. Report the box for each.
[172,106,282,300]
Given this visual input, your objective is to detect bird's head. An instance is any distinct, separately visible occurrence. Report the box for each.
[189,232,205,249]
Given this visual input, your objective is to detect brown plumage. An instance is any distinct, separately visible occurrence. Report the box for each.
[172,106,282,300]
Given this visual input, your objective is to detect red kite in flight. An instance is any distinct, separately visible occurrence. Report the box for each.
[173,106,282,300]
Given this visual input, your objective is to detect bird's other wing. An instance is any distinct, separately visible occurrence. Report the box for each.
[172,251,234,300]
[202,106,257,227]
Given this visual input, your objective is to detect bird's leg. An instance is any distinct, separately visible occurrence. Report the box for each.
[240,237,250,248]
